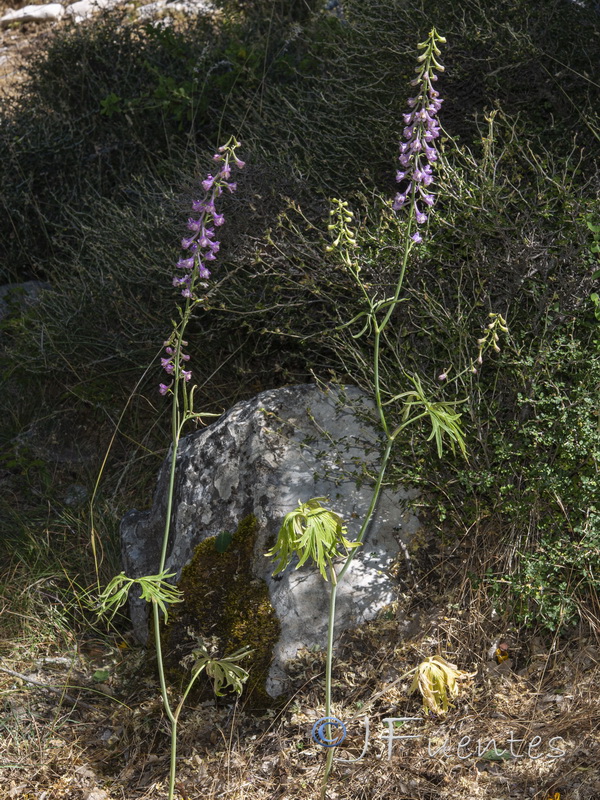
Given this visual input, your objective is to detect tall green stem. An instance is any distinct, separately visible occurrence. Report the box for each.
[320,211,416,800]
[155,304,192,800]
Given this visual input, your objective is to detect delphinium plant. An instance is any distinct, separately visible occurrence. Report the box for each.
[97,137,251,800]
[267,29,503,795]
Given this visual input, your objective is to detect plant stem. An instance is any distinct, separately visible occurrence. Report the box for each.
[155,305,191,800]
[319,206,416,797]
[321,562,339,799]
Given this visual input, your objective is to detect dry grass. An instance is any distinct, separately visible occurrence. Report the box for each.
[1,538,599,800]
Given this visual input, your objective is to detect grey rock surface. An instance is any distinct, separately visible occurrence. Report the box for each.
[121,383,419,696]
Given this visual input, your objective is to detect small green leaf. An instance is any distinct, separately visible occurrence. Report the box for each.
[214,531,233,553]
[92,669,110,683]
[480,749,513,761]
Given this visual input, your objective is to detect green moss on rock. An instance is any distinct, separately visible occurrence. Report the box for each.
[162,515,280,708]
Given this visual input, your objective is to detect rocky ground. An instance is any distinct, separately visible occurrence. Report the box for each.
[0,0,213,95]
[0,0,49,93]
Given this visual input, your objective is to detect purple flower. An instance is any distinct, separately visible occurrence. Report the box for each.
[393,29,445,239]
[393,194,407,211]
[161,137,244,393]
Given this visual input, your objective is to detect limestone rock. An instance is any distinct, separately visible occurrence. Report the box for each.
[0,4,64,25]
[65,0,126,23]
[136,0,214,19]
[121,383,419,696]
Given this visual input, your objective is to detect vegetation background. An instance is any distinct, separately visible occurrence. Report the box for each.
[1,0,600,798]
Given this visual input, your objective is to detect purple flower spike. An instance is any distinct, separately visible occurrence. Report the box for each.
[161,136,244,393]
[393,28,445,241]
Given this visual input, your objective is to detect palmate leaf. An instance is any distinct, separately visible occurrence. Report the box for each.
[192,644,252,697]
[408,655,475,715]
[96,571,183,623]
[266,498,360,581]
[393,373,467,458]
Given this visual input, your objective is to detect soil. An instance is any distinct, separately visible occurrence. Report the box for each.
[0,1,60,94]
